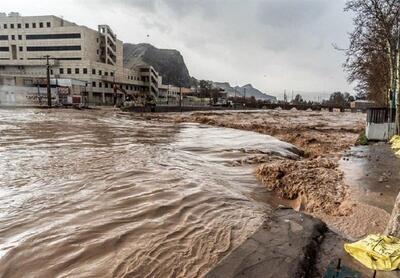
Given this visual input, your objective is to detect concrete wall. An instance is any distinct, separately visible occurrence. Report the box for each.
[0,84,57,106]
[366,123,396,141]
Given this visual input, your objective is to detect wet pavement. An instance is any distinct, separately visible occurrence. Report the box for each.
[341,143,400,213]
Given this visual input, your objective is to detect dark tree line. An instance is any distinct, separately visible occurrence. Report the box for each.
[322,92,355,107]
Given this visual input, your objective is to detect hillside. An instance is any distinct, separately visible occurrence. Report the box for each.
[123,43,191,87]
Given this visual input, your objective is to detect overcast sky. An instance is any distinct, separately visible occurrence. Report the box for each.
[2,0,355,100]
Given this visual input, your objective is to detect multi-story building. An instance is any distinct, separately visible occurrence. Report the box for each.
[0,13,160,105]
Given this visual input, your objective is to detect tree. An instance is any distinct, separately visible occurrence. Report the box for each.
[199,80,212,99]
[292,94,304,105]
[323,92,350,107]
[344,0,400,125]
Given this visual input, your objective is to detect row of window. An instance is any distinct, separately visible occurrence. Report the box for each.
[26,33,81,40]
[128,75,140,81]
[55,67,115,76]
[92,82,142,91]
[0,33,81,41]
[0,45,82,52]
[1,22,51,30]
[27,57,82,61]
[27,45,81,52]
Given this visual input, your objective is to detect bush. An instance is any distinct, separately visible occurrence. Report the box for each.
[356,130,368,146]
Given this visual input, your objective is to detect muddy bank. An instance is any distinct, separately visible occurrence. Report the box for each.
[173,110,365,158]
[153,110,390,239]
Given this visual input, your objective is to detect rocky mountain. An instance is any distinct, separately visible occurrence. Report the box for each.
[213,82,277,102]
[123,43,191,87]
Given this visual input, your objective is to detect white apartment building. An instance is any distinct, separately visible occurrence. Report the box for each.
[0,13,160,105]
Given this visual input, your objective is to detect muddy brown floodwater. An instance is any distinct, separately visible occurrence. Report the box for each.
[161,110,391,239]
[0,108,301,278]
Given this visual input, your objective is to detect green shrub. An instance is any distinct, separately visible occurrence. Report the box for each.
[356,130,368,145]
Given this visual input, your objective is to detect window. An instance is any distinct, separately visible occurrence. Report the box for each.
[110,72,114,77]
[10,24,14,29]
[26,45,81,51]
[59,68,64,74]
[98,70,102,75]
[18,35,22,40]
[83,68,87,74]
[19,46,23,52]
[0,35,7,40]
[105,83,109,88]
[17,24,21,29]
[26,33,81,40]
[99,82,102,88]
[105,72,108,76]
[25,23,29,28]
[50,69,53,75]
[23,79,33,86]
[92,69,96,74]
[67,68,72,74]
[46,22,51,28]
[3,24,7,29]
[92,81,96,87]
[11,35,15,40]
[32,23,36,28]
[39,22,43,28]
[56,57,81,61]
[0,47,9,52]
[75,68,79,74]
[96,38,99,43]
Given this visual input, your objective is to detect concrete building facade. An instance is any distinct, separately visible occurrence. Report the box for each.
[0,13,160,105]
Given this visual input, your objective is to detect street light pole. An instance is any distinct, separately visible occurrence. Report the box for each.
[45,55,51,107]
[179,86,182,112]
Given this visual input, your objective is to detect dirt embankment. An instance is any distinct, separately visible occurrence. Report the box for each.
[167,110,389,238]
[175,110,363,158]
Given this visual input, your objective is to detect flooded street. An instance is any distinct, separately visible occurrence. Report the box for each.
[0,108,298,278]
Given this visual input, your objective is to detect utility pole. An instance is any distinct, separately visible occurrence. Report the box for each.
[112,70,117,107]
[45,55,51,107]
[284,90,287,104]
[396,23,400,134]
[179,86,182,112]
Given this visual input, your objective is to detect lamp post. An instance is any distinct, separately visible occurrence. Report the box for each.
[179,86,182,112]
[44,55,52,107]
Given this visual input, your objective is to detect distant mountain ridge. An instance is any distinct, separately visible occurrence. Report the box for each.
[213,82,277,101]
[123,43,277,101]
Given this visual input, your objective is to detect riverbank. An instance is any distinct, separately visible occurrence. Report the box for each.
[144,109,391,239]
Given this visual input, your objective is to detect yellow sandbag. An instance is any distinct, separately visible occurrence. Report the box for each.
[390,135,400,151]
[390,135,400,144]
[344,234,400,271]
